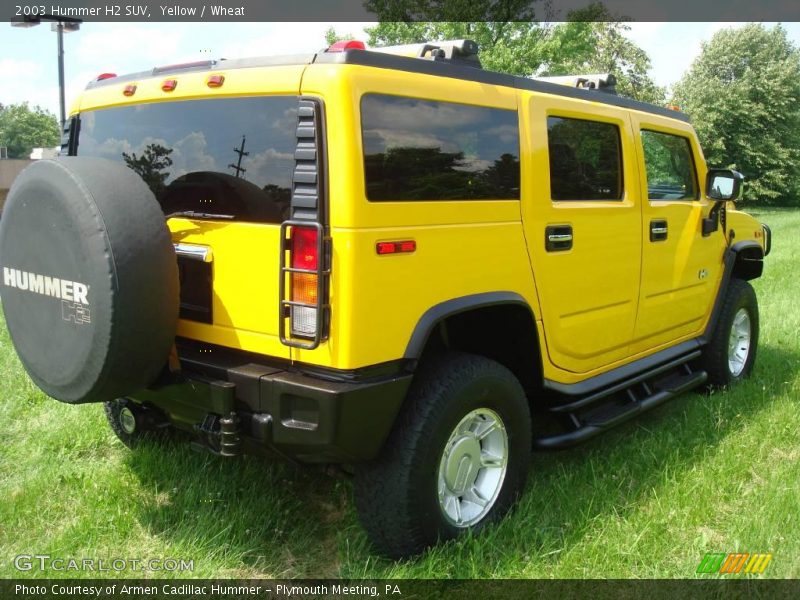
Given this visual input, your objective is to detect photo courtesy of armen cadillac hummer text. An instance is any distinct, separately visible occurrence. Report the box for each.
[0,38,771,559]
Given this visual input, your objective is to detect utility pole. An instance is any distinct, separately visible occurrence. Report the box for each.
[228,135,248,178]
[11,15,82,133]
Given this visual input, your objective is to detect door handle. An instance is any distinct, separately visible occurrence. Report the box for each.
[545,225,573,251]
[650,220,668,242]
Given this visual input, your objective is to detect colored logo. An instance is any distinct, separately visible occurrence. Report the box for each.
[696,552,772,574]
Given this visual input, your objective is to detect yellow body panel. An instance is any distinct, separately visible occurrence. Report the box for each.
[293,64,539,367]
[71,58,766,387]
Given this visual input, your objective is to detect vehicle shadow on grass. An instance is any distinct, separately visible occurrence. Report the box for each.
[124,343,796,578]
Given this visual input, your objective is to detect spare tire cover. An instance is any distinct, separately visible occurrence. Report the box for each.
[0,158,178,404]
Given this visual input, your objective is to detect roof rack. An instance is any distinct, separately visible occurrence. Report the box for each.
[531,73,617,95]
[372,39,482,68]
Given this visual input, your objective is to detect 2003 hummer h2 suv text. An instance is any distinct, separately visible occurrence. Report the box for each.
[0,39,771,558]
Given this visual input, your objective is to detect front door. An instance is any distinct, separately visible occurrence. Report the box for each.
[629,113,726,353]
[522,95,642,375]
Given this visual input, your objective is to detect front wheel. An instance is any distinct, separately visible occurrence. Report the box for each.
[701,278,759,387]
[354,353,531,559]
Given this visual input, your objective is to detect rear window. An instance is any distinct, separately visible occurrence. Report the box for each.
[547,116,623,201]
[74,96,298,223]
[361,94,520,201]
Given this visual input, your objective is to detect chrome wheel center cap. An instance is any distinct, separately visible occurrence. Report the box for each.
[437,408,509,528]
[443,436,482,494]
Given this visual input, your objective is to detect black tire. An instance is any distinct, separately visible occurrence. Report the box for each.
[0,158,179,404]
[354,352,531,559]
[701,278,759,388]
[104,398,171,449]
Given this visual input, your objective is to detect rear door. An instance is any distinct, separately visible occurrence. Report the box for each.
[76,70,305,359]
[628,112,725,353]
[522,94,642,375]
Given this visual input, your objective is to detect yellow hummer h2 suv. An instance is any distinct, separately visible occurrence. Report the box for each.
[0,39,771,558]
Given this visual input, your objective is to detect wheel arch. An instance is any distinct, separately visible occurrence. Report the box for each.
[704,240,764,343]
[730,240,764,281]
[404,292,544,398]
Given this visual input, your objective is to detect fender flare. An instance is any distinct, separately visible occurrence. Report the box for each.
[403,291,535,359]
[703,240,764,342]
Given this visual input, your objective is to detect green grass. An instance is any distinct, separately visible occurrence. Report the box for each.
[1,208,798,579]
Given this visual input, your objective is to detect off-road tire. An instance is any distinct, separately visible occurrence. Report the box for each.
[701,278,759,388]
[104,398,171,449]
[354,352,531,559]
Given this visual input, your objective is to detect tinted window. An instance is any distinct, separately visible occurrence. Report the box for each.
[76,96,298,222]
[361,94,520,201]
[547,116,623,200]
[641,130,698,200]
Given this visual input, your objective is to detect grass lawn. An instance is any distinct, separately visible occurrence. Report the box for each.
[0,208,798,579]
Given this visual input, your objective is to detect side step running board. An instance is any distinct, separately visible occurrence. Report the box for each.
[534,368,707,450]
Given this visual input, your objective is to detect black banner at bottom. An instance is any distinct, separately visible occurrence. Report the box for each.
[3,579,800,600]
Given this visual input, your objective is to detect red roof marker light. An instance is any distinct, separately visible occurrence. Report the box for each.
[206,74,225,88]
[327,40,366,52]
[123,84,137,97]
[162,79,178,92]
[96,73,116,81]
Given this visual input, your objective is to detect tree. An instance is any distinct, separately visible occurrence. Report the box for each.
[0,103,60,159]
[673,24,800,205]
[343,1,662,102]
[538,4,665,104]
[122,143,174,197]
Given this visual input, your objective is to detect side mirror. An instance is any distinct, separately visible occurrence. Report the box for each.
[706,169,744,202]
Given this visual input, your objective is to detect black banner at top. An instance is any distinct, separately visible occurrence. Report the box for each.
[2,0,800,23]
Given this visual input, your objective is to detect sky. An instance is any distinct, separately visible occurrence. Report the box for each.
[3,21,800,119]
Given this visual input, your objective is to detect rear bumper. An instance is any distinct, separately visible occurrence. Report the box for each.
[131,344,412,463]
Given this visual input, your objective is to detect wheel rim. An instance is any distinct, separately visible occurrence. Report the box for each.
[728,307,752,377]
[119,406,137,434]
[437,408,508,528]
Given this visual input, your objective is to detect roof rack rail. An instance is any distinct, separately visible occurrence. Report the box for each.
[373,39,482,68]
[532,73,617,95]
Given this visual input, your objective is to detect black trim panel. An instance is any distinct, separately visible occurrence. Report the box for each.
[404,291,534,359]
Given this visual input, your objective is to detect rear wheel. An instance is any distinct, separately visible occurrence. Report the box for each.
[354,352,531,559]
[702,278,759,387]
[104,398,171,448]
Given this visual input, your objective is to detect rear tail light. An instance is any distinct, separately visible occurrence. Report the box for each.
[290,226,319,337]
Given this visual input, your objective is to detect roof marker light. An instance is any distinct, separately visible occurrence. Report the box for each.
[327,40,366,52]
[206,74,225,88]
[162,79,178,92]
[123,84,137,97]
[96,73,117,81]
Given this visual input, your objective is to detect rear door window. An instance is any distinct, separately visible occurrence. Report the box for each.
[361,94,520,201]
[75,96,298,222]
[547,116,623,201]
